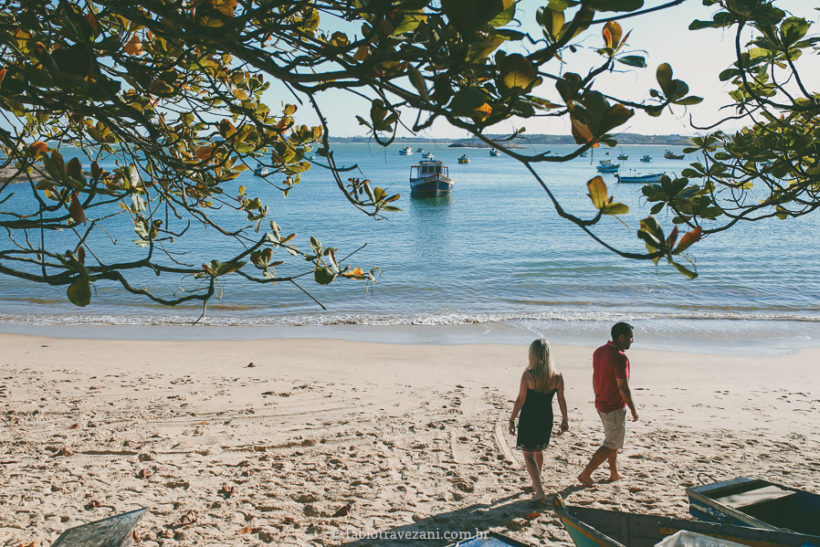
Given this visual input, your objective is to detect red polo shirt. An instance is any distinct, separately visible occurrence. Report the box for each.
[593,341,630,413]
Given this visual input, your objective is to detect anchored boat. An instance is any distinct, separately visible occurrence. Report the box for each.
[409,157,454,198]
[596,160,619,173]
[458,154,469,164]
[664,149,684,159]
[399,146,413,156]
[616,171,665,184]
[640,154,652,162]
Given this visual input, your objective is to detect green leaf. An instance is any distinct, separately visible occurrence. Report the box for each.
[314,266,336,285]
[616,55,646,68]
[67,277,91,307]
[672,261,697,279]
[602,202,629,215]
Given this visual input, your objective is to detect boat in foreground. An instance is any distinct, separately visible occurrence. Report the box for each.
[596,160,619,173]
[616,171,665,184]
[447,531,530,546]
[410,157,454,198]
[553,495,818,547]
[687,477,820,536]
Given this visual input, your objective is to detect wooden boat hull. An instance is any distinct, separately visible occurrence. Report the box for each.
[687,477,820,536]
[596,166,619,173]
[553,495,819,547]
[410,176,454,198]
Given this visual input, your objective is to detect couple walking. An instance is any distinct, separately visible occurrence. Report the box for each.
[508,322,638,500]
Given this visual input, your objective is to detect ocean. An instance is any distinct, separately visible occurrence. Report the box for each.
[1,143,818,355]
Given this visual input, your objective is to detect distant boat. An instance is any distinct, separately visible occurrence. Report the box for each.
[253,165,270,176]
[687,477,820,536]
[640,154,652,163]
[423,152,434,160]
[553,495,817,547]
[399,146,413,156]
[617,149,628,160]
[416,147,424,153]
[458,154,469,164]
[410,158,454,198]
[489,148,500,157]
[616,171,664,184]
[580,151,588,158]
[596,159,619,173]
[664,149,685,159]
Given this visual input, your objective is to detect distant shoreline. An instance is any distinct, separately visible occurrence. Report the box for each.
[330,133,692,146]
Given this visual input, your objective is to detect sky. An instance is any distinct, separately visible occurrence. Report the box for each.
[270,0,818,139]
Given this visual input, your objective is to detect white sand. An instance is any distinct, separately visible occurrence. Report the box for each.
[0,334,817,546]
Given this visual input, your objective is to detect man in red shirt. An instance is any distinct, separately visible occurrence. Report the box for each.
[577,322,638,486]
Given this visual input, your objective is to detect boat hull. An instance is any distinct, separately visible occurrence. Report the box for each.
[554,495,819,547]
[410,176,454,198]
[687,477,820,536]
[616,173,664,184]
[596,166,619,173]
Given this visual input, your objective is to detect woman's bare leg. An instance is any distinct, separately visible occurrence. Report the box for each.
[523,450,545,500]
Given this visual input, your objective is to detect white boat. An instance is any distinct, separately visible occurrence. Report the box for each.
[410,158,454,198]
[399,146,413,156]
[253,165,270,176]
[423,152,434,160]
[489,148,500,156]
[616,170,665,184]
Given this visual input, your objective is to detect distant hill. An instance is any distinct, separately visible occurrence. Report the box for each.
[331,133,691,146]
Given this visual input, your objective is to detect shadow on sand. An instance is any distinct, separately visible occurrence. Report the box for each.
[332,485,584,546]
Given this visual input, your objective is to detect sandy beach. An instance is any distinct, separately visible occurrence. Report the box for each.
[0,333,817,546]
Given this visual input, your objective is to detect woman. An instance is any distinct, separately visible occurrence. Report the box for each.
[508,338,569,501]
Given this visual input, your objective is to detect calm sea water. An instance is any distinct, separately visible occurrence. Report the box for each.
[1,143,818,354]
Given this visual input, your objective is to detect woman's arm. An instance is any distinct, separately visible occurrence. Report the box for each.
[508,372,529,434]
[557,373,569,432]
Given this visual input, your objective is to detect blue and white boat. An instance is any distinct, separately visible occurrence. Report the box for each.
[616,171,665,184]
[490,148,500,156]
[640,154,652,163]
[410,157,454,198]
[399,146,413,156]
[596,160,619,173]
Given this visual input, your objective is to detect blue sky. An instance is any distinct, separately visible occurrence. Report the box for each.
[271,0,818,139]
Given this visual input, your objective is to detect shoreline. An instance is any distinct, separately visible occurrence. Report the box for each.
[1,334,818,545]
[0,318,818,356]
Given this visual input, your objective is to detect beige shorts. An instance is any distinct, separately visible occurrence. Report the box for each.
[598,407,627,450]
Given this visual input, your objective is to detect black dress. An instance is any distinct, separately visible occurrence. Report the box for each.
[516,386,556,451]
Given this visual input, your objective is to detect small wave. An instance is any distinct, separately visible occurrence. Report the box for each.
[0,309,818,328]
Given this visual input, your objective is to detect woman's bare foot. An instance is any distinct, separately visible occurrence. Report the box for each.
[607,473,623,482]
[532,492,546,502]
[577,473,594,487]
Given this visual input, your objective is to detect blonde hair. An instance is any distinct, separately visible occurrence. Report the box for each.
[527,338,558,392]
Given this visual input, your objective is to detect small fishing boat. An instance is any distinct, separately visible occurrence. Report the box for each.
[640,154,652,163]
[687,477,820,536]
[617,153,628,160]
[490,148,500,157]
[616,171,665,184]
[399,146,413,156]
[664,149,684,159]
[410,157,454,198]
[458,154,469,164]
[423,152,435,160]
[580,151,588,158]
[553,495,818,547]
[596,160,619,173]
[416,147,424,152]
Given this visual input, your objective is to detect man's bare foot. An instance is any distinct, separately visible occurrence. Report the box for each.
[577,473,594,487]
[607,473,623,482]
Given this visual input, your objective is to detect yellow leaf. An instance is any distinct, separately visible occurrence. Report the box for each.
[472,102,492,122]
[353,45,370,61]
[341,267,366,278]
[570,116,595,144]
[124,34,145,56]
[674,226,702,253]
[602,21,622,50]
[586,176,608,210]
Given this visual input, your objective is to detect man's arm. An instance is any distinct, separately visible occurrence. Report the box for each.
[616,377,638,421]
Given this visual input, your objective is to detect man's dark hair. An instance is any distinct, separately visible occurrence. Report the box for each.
[611,322,634,341]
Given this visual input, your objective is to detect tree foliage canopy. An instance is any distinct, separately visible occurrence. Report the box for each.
[0,0,816,308]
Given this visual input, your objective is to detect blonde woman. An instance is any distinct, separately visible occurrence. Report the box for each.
[508,338,569,501]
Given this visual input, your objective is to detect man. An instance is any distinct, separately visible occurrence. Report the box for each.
[577,322,638,486]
